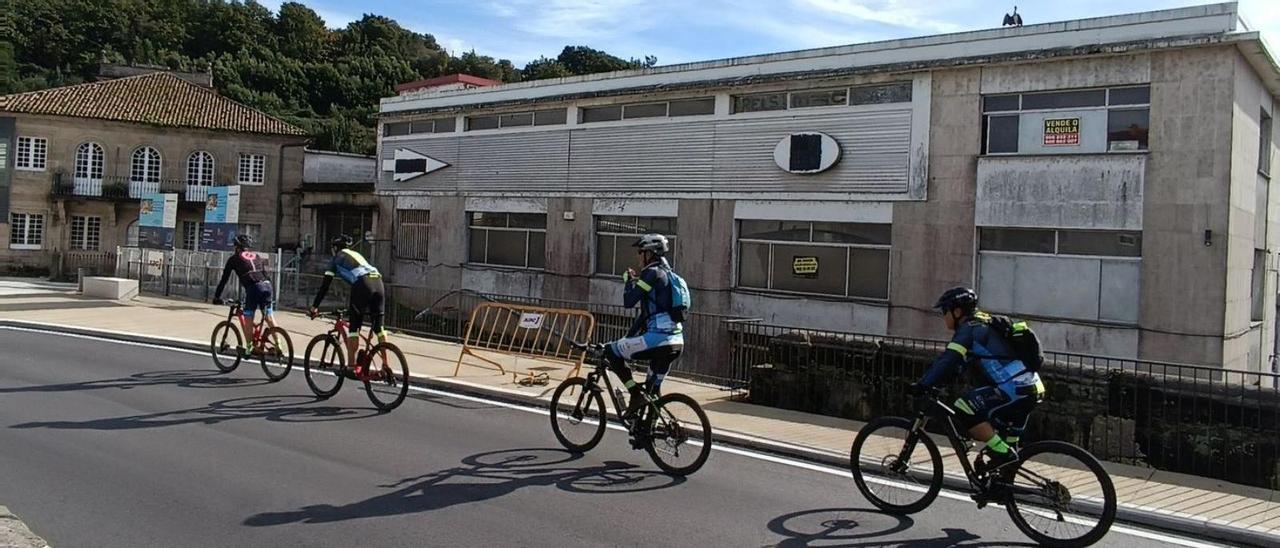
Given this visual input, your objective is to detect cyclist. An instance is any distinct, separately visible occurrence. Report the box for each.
[606,233,683,443]
[914,287,1046,475]
[309,235,386,373]
[212,234,277,350]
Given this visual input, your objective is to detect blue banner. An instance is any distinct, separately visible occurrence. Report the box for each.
[199,223,239,251]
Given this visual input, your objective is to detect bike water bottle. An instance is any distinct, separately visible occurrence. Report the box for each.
[614,388,626,406]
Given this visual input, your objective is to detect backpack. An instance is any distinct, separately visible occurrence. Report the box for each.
[985,315,1044,372]
[664,267,692,323]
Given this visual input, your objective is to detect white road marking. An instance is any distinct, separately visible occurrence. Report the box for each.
[0,325,1239,547]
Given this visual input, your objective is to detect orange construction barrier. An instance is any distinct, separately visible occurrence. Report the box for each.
[454,301,595,381]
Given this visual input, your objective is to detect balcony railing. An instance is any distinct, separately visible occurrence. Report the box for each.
[51,174,229,203]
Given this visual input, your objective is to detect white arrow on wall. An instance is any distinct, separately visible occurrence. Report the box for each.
[382,148,450,182]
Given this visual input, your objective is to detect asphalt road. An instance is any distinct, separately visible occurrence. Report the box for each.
[0,327,1221,548]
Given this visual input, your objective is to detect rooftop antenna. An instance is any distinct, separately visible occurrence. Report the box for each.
[1003,6,1023,27]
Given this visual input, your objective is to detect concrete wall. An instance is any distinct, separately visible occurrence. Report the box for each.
[1223,52,1278,371]
[888,68,981,340]
[1139,47,1235,365]
[1,113,305,269]
[975,155,1144,230]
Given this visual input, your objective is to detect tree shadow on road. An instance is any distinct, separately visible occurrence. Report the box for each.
[0,369,272,394]
[243,448,685,526]
[9,394,378,430]
[766,508,1037,547]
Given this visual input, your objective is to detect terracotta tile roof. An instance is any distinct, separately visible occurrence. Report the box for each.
[395,73,502,93]
[0,72,308,137]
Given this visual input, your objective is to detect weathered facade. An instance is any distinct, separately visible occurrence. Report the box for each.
[298,149,380,261]
[0,72,308,272]
[375,3,1280,370]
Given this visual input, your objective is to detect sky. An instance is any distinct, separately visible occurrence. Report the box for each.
[267,0,1280,67]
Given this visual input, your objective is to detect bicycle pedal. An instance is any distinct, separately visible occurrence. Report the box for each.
[971,493,989,509]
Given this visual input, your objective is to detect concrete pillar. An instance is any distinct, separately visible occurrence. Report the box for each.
[1139,47,1234,365]
[888,68,981,340]
[422,195,465,292]
[675,199,735,316]
[543,197,594,301]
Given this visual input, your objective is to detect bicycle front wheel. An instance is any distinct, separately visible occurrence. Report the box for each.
[303,334,344,398]
[850,416,944,515]
[258,327,294,382]
[1004,440,1117,548]
[549,377,607,453]
[363,342,409,412]
[644,393,712,476]
[209,321,243,372]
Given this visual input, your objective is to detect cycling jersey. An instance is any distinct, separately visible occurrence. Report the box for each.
[921,312,1044,398]
[214,251,271,301]
[623,258,682,336]
[325,249,380,284]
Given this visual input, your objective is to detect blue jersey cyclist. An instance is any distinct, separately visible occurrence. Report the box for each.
[607,233,684,423]
[916,287,1046,474]
[212,235,277,347]
[309,235,386,370]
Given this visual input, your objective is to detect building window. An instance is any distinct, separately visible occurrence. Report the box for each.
[623,103,668,119]
[848,82,913,106]
[71,216,102,251]
[238,154,266,185]
[1252,250,1268,322]
[9,213,45,250]
[180,221,203,251]
[790,89,848,109]
[1261,109,1273,177]
[982,85,1150,154]
[737,220,891,300]
[977,227,1142,324]
[668,98,715,117]
[595,216,677,275]
[468,212,546,269]
[533,109,568,126]
[466,116,499,131]
[15,137,47,171]
[466,109,566,131]
[75,142,105,182]
[732,84,911,114]
[187,151,215,185]
[395,209,430,261]
[383,122,411,136]
[130,146,162,183]
[404,117,457,135]
[581,106,623,123]
[733,92,788,113]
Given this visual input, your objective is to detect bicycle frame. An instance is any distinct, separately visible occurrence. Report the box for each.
[323,312,386,372]
[578,361,658,428]
[225,302,267,344]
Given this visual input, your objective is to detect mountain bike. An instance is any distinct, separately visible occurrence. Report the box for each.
[302,309,410,412]
[548,342,712,476]
[849,386,1117,547]
[209,300,293,382]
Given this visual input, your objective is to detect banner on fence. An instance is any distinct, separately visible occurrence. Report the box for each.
[200,186,241,251]
[138,193,177,250]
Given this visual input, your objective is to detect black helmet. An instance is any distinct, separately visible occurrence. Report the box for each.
[331,235,353,250]
[933,287,978,313]
[233,234,253,249]
[632,233,670,256]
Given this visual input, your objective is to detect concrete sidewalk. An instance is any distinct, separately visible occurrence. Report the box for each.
[1,283,1277,545]
[1,506,51,548]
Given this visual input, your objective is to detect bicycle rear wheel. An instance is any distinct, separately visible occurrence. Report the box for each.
[363,342,409,411]
[209,321,243,372]
[1004,440,1117,548]
[258,327,293,382]
[850,416,944,515]
[644,393,712,476]
[303,334,344,398]
[549,377,607,453]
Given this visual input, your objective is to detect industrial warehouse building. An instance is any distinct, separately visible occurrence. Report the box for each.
[373,3,1280,371]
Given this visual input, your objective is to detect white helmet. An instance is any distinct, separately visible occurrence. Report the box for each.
[633,233,670,256]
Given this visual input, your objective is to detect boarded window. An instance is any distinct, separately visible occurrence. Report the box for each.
[395,210,430,261]
[737,220,891,299]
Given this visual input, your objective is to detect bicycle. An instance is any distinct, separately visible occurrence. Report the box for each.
[849,386,1117,547]
[548,342,712,476]
[302,309,410,412]
[209,300,294,382]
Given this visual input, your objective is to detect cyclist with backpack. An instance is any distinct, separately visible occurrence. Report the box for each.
[913,287,1046,475]
[607,233,690,431]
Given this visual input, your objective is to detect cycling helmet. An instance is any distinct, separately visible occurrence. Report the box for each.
[233,234,253,249]
[933,287,978,313]
[331,235,353,250]
[632,233,670,256]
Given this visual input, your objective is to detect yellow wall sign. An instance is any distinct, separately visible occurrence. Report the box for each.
[793,256,819,276]
[1043,118,1081,146]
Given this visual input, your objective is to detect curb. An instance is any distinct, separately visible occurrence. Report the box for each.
[5,319,1277,547]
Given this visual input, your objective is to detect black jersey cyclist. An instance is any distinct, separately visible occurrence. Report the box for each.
[212,235,278,348]
[309,235,386,369]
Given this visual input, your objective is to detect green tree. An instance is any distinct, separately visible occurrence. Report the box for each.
[522,56,571,80]
[274,2,328,61]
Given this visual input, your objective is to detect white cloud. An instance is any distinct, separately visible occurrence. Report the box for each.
[795,0,966,33]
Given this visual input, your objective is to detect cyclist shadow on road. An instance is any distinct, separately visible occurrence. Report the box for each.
[767,508,1037,547]
[0,369,272,395]
[9,394,379,430]
[243,448,686,526]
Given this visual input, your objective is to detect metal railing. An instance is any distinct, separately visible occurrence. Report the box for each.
[729,321,1280,489]
[52,174,229,202]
